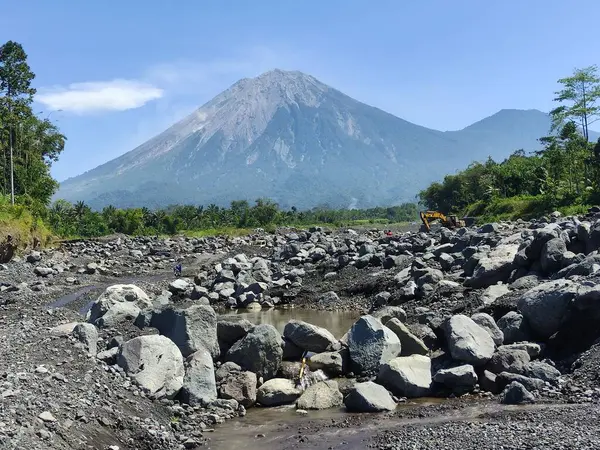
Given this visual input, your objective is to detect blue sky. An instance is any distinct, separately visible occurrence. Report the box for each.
[2,0,599,182]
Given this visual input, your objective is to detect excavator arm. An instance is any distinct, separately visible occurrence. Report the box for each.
[420,210,466,232]
[420,210,448,232]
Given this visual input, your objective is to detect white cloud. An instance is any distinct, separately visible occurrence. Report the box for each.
[37,79,164,114]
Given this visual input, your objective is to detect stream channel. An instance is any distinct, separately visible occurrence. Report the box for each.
[47,278,570,450]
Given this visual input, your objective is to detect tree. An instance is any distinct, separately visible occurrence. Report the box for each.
[0,41,36,205]
[550,65,600,141]
[0,41,64,209]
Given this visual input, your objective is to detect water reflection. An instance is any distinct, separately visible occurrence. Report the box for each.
[220,308,360,338]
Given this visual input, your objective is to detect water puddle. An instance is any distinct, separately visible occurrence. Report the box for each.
[208,401,578,450]
[46,285,99,310]
[46,274,361,338]
[45,273,173,314]
[219,308,360,337]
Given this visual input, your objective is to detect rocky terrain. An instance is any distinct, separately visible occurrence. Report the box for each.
[2,212,600,449]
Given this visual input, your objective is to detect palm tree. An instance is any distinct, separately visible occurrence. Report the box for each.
[206,204,219,227]
[73,201,89,220]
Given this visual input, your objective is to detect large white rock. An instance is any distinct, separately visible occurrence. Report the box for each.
[96,302,141,328]
[377,354,432,398]
[296,380,343,410]
[181,348,217,406]
[256,378,301,406]
[117,335,184,399]
[445,314,495,365]
[87,284,152,324]
[149,305,219,358]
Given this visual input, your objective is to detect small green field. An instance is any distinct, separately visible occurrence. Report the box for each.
[0,204,53,251]
[464,195,591,223]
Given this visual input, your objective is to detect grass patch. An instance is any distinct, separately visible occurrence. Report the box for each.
[464,195,592,223]
[0,204,54,251]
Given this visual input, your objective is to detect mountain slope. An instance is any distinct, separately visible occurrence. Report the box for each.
[56,70,571,210]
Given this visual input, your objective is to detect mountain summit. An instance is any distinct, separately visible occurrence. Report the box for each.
[57,69,555,210]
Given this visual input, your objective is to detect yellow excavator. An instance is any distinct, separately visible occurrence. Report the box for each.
[419,211,466,232]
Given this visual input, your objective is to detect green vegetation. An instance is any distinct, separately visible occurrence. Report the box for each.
[0,194,53,249]
[46,199,418,238]
[0,41,66,213]
[0,41,65,248]
[420,65,600,222]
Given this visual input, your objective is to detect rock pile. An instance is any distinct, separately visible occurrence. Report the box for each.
[5,211,600,448]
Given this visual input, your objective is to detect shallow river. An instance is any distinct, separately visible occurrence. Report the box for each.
[219,308,360,338]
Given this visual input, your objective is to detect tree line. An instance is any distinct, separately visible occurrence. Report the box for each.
[419,65,600,216]
[46,199,418,237]
[0,41,66,215]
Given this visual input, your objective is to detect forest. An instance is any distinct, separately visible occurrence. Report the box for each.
[419,65,600,221]
[44,199,418,237]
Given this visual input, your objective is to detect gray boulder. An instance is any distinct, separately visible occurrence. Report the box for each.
[117,335,184,399]
[497,311,531,344]
[496,372,546,392]
[445,315,495,365]
[517,280,578,338]
[471,312,504,346]
[479,370,500,394]
[479,284,510,306]
[72,323,98,355]
[385,318,429,356]
[296,380,343,410]
[377,355,432,398]
[573,284,600,314]
[181,349,217,406]
[307,350,347,376]
[283,320,340,353]
[465,243,519,289]
[86,284,152,324]
[256,378,301,406]
[433,364,478,390]
[169,279,190,295]
[226,324,283,380]
[486,347,530,375]
[501,381,535,404]
[347,315,402,374]
[96,302,140,328]
[371,306,407,324]
[407,323,438,350]
[344,381,396,412]
[523,361,561,384]
[150,305,219,358]
[217,317,254,351]
[499,343,541,358]
[218,368,257,407]
[540,238,567,274]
